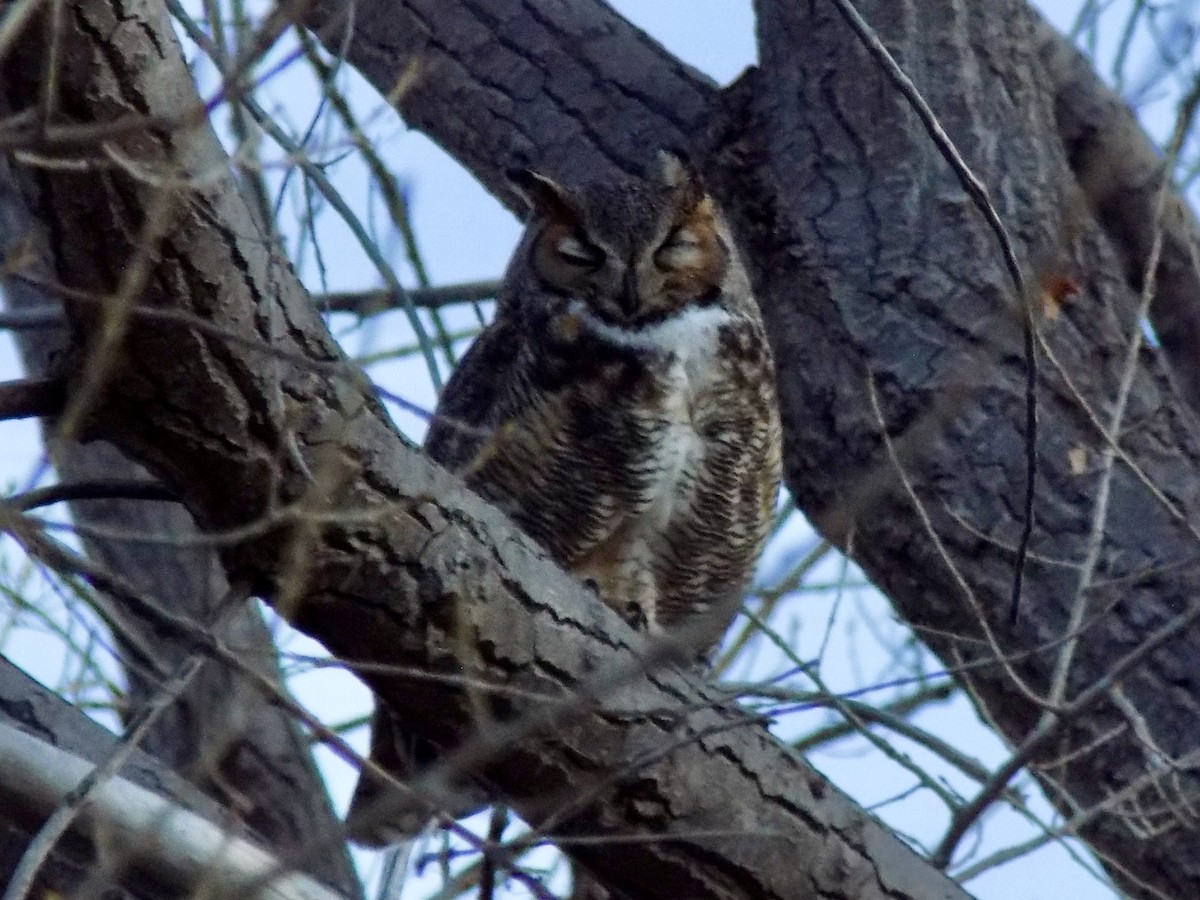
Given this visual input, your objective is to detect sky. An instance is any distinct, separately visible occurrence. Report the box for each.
[0,1,1186,898]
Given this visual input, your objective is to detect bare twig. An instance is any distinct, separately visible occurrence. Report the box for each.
[931,591,1200,868]
[1,516,647,899]
[319,280,501,316]
[865,374,1043,706]
[11,480,178,511]
[162,0,445,390]
[0,280,502,334]
[0,375,65,420]
[929,66,1200,875]
[1045,70,1200,713]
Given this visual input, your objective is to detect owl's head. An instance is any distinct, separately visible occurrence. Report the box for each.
[509,152,744,326]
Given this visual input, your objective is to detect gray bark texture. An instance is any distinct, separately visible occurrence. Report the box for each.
[0,11,358,900]
[2,0,1199,897]
[0,52,362,900]
[0,0,974,897]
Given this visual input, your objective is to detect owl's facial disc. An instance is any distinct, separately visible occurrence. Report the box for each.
[519,162,729,327]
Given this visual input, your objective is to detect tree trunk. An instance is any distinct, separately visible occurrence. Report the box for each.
[0,0,969,897]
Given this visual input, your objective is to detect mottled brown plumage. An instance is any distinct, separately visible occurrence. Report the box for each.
[346,152,781,845]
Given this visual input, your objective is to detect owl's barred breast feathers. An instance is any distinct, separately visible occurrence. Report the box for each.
[345,151,782,845]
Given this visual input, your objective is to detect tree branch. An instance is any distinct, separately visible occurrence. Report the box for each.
[0,376,65,421]
[0,722,349,900]
[1033,10,1200,418]
[0,655,229,899]
[319,280,502,315]
[8,0,1200,895]
[0,46,363,900]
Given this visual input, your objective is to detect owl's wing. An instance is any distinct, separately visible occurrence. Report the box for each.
[425,309,645,571]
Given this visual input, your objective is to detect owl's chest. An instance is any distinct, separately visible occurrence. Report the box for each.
[584,304,738,521]
[640,339,725,524]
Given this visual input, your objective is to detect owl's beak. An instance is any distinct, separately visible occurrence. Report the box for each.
[618,272,641,318]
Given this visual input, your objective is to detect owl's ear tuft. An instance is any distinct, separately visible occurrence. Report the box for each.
[507,168,576,220]
[657,148,708,212]
[657,148,697,188]
[657,148,696,187]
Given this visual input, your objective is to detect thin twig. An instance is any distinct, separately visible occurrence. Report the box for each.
[0,722,349,900]
[931,591,1200,868]
[2,517,650,900]
[711,538,832,678]
[479,807,508,900]
[865,373,1044,707]
[1045,69,1200,713]
[162,0,444,390]
[0,280,501,333]
[0,375,65,420]
[320,280,501,316]
[10,480,178,511]
[931,68,1200,872]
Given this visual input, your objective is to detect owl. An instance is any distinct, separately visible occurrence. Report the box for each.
[346,151,782,844]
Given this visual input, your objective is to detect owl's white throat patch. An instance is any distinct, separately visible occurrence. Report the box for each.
[569,300,733,356]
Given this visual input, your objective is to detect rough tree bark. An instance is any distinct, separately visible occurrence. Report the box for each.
[0,70,362,900]
[0,656,242,899]
[295,0,1200,896]
[3,0,1200,898]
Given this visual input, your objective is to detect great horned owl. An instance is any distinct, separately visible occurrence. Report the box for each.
[346,151,782,844]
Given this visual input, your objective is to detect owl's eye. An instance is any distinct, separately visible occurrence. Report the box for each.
[654,227,702,270]
[554,234,604,268]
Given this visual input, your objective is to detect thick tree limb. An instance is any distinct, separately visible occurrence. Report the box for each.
[0,0,973,897]
[738,3,1200,896]
[9,0,1200,895]
[294,0,1200,896]
[0,66,362,900]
